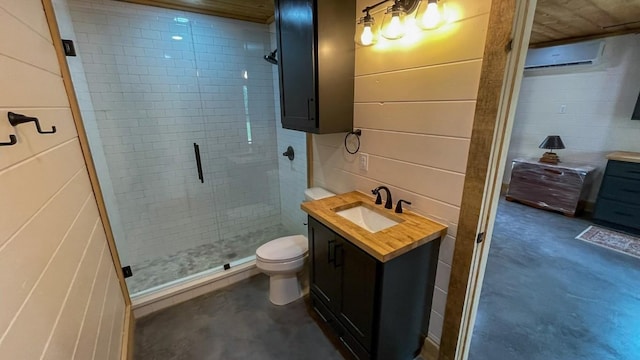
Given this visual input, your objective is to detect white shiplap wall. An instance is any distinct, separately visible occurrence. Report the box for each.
[0,1,126,359]
[312,0,492,343]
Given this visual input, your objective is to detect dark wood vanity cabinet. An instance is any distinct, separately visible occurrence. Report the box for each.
[274,0,355,133]
[307,217,440,360]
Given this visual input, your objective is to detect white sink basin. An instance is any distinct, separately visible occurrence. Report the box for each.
[336,205,400,233]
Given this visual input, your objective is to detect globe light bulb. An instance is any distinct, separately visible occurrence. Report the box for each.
[361,25,374,46]
[387,15,403,39]
[355,14,377,46]
[417,0,443,30]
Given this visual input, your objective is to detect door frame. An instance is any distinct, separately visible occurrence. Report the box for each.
[438,0,538,359]
[41,1,135,359]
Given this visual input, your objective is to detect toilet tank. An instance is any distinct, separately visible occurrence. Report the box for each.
[304,187,335,201]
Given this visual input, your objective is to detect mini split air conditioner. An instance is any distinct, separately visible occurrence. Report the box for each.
[524,40,605,70]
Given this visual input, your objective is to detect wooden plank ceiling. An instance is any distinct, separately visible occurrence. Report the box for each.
[531,0,640,46]
[117,0,640,45]
[117,0,275,23]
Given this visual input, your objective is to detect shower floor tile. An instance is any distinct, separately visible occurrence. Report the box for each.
[127,224,291,294]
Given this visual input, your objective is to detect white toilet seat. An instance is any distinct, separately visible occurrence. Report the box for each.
[256,235,308,263]
[256,255,306,274]
[256,253,306,263]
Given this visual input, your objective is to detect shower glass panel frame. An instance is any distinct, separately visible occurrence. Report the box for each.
[59,0,297,297]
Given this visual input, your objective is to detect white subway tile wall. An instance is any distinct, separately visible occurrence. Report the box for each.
[505,34,640,202]
[65,0,292,289]
[270,23,309,237]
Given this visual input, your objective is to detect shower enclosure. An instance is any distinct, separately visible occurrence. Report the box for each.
[54,0,308,296]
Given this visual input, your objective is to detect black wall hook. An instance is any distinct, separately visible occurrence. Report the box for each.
[8,112,56,134]
[0,134,17,146]
[282,146,294,161]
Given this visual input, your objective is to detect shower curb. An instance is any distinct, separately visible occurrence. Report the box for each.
[132,260,260,318]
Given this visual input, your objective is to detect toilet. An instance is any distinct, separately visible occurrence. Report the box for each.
[256,187,335,305]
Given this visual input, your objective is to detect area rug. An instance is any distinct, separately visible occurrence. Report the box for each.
[576,226,640,259]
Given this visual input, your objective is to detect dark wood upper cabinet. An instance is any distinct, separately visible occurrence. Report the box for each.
[275,0,355,134]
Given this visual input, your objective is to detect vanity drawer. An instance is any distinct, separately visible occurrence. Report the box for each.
[339,323,370,360]
[311,292,370,360]
[593,198,640,230]
[606,160,640,181]
[311,292,342,337]
[599,176,640,205]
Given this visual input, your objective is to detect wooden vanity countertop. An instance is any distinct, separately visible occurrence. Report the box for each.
[607,151,640,164]
[301,191,447,262]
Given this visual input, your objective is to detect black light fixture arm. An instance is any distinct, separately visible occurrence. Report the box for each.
[360,0,419,15]
[362,0,388,14]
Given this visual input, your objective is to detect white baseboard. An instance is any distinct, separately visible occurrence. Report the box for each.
[132,260,260,318]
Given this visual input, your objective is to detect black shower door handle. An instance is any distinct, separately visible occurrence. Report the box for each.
[194,143,203,183]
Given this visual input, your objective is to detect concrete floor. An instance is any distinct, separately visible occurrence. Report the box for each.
[135,199,640,360]
[469,199,640,360]
[134,274,344,360]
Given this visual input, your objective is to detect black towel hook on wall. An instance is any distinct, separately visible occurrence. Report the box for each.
[0,134,17,146]
[8,112,56,134]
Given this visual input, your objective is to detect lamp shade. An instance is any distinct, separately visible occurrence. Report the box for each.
[539,135,565,150]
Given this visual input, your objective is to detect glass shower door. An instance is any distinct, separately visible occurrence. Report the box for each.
[64,2,224,294]
[192,19,289,265]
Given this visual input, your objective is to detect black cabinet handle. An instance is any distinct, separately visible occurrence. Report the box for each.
[328,239,336,264]
[307,98,315,121]
[543,168,563,175]
[613,211,633,217]
[621,188,639,194]
[334,244,343,268]
[194,143,203,183]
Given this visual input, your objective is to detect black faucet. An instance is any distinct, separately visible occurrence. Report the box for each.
[395,200,412,213]
[371,186,393,209]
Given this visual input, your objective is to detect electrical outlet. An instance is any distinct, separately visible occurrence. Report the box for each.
[359,153,369,171]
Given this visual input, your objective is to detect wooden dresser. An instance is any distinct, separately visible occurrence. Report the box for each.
[506,158,596,216]
[593,152,640,235]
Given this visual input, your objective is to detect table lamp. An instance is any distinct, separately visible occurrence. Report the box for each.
[539,135,565,164]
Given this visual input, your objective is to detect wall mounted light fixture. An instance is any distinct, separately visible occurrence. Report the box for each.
[355,0,445,46]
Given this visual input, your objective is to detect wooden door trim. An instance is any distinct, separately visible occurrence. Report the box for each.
[42,3,134,357]
[41,0,132,306]
[437,0,521,359]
